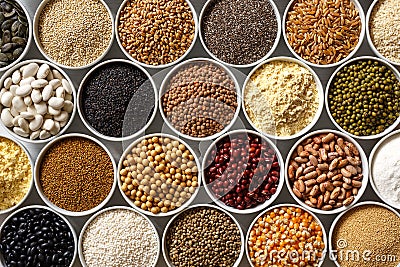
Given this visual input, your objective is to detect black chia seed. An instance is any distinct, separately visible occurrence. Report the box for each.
[201,0,278,66]
[81,62,155,138]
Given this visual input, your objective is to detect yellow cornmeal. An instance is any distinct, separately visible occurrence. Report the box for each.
[244,60,319,136]
[0,137,32,210]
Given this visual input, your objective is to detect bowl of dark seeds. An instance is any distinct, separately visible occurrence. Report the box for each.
[0,0,31,72]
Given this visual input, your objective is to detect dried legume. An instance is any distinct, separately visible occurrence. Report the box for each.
[0,136,31,210]
[204,131,280,210]
[82,208,158,267]
[38,0,112,67]
[201,0,278,66]
[328,59,400,136]
[39,136,114,212]
[248,206,325,267]
[166,206,242,267]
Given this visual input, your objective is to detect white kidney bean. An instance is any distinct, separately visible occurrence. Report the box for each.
[16,84,32,97]
[24,96,32,106]
[1,108,13,127]
[12,96,26,112]
[42,85,53,102]
[62,79,73,94]
[39,130,51,139]
[3,77,12,89]
[20,77,35,86]
[37,64,50,79]
[49,79,61,88]
[48,106,61,116]
[34,102,47,115]
[13,127,29,137]
[20,111,34,120]
[18,117,29,133]
[31,79,49,89]
[42,118,55,131]
[29,114,43,131]
[12,70,21,84]
[1,91,13,107]
[30,130,40,140]
[49,121,60,135]
[31,89,42,103]
[54,111,68,122]
[22,63,39,78]
[48,97,64,109]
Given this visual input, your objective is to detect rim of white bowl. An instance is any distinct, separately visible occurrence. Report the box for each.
[199,0,282,69]
[162,203,245,267]
[242,56,324,140]
[0,204,78,267]
[201,129,284,214]
[246,203,328,267]
[282,0,366,69]
[78,205,160,267]
[159,57,241,142]
[77,59,158,142]
[118,133,202,217]
[0,59,77,143]
[34,133,117,217]
[285,129,369,215]
[325,56,400,140]
[115,0,198,69]
[33,0,114,70]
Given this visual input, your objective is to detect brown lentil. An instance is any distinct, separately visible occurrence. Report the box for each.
[117,0,195,66]
[38,0,113,67]
[120,136,199,214]
[39,136,114,212]
[161,61,238,138]
[285,0,361,65]
[333,204,400,267]
[166,206,242,267]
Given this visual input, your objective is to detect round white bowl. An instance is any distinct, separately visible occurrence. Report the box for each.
[34,133,117,217]
[246,203,327,267]
[159,57,241,142]
[0,0,32,73]
[162,203,244,267]
[0,205,78,267]
[115,0,198,69]
[0,59,77,143]
[202,129,284,214]
[118,133,201,217]
[328,201,400,267]
[0,135,33,215]
[283,0,365,69]
[199,0,281,69]
[369,129,400,210]
[77,59,158,142]
[285,129,369,215]
[33,0,114,70]
[325,56,400,140]
[78,206,160,267]
[366,0,400,67]
[242,56,324,140]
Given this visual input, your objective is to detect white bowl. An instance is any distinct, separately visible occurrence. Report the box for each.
[118,133,201,217]
[199,0,281,69]
[325,56,400,140]
[115,0,198,69]
[159,57,241,142]
[246,203,328,267]
[328,201,400,267]
[369,129,400,210]
[33,0,114,70]
[0,205,78,267]
[162,203,244,267]
[0,59,77,144]
[202,129,284,214]
[283,0,365,68]
[285,129,369,215]
[34,133,117,217]
[242,56,324,140]
[77,59,158,142]
[0,0,32,73]
[78,206,160,267]
[0,135,33,215]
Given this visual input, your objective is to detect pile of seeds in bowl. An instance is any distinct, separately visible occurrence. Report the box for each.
[288,132,364,211]
[0,62,74,140]
[39,136,114,213]
[161,60,238,138]
[248,206,325,267]
[80,61,155,138]
[201,0,278,66]
[0,207,75,267]
[120,136,199,214]
[328,59,400,136]
[166,206,242,267]
[286,0,361,65]
[37,0,113,68]
[0,0,29,68]
[118,0,195,66]
[204,131,280,210]
[81,208,159,267]
[0,136,31,211]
